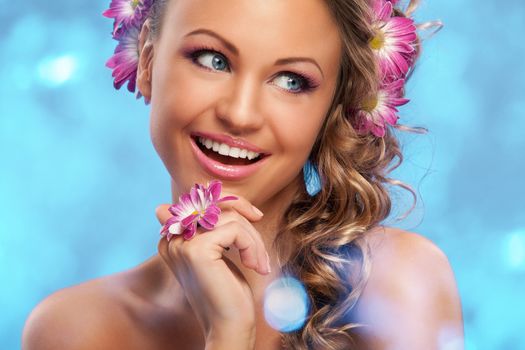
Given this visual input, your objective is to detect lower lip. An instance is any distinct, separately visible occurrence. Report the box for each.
[190,137,269,180]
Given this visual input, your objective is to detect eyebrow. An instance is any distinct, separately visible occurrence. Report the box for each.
[183,28,324,77]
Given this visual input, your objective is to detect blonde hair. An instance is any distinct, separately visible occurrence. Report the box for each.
[147,0,429,348]
[273,1,429,348]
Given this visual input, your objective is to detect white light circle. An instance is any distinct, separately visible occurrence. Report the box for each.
[502,229,525,271]
[37,54,78,87]
[263,276,310,332]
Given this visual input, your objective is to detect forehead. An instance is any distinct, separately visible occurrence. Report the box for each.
[160,0,342,72]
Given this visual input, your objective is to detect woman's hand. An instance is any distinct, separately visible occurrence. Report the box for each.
[155,193,269,348]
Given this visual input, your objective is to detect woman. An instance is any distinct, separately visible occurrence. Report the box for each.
[22,0,464,349]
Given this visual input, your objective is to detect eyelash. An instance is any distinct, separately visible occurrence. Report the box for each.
[182,45,318,94]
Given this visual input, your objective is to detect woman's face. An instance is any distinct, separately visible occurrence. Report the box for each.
[143,0,342,207]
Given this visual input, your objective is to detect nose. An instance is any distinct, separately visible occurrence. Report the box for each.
[215,73,264,135]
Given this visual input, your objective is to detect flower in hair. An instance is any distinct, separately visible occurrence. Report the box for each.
[103,0,153,97]
[103,0,153,36]
[369,0,417,80]
[350,0,418,137]
[352,79,409,137]
[160,180,238,241]
[105,20,142,95]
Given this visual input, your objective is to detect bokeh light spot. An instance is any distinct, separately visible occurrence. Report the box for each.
[37,54,78,87]
[502,229,525,271]
[438,324,464,350]
[263,276,310,333]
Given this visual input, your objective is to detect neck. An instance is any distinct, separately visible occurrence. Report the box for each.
[224,177,302,299]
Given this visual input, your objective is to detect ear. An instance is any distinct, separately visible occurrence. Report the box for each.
[137,19,155,104]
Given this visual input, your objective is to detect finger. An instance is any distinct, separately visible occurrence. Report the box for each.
[217,221,260,272]
[238,217,271,274]
[158,236,182,270]
[157,236,176,275]
[155,204,172,225]
[158,235,169,261]
[188,220,260,273]
[158,236,193,286]
[216,191,264,222]
[216,211,270,274]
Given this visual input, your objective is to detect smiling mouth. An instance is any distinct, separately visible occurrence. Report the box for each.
[191,136,265,166]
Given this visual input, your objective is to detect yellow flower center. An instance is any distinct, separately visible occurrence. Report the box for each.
[362,96,379,112]
[369,30,385,50]
[131,0,140,9]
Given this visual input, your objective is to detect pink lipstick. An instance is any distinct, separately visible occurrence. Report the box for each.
[189,135,270,181]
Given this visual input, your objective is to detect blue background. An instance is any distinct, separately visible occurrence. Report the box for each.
[1,0,524,349]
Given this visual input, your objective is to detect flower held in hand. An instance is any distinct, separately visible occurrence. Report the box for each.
[160,180,238,241]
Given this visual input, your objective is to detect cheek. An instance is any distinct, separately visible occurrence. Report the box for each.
[266,99,328,159]
[149,60,221,158]
[151,62,217,129]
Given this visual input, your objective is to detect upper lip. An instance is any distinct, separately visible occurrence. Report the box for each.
[191,131,271,156]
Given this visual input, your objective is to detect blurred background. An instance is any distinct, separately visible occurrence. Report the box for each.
[1,0,524,349]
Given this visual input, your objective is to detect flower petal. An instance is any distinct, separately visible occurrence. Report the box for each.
[160,179,234,241]
[181,213,198,227]
[105,20,141,92]
[370,6,417,80]
[352,78,407,136]
[168,222,182,235]
[217,195,238,203]
[207,180,222,203]
[160,216,177,234]
[189,188,199,210]
[198,217,215,230]
[170,194,197,219]
[202,210,219,227]
[206,205,221,216]
[183,224,197,240]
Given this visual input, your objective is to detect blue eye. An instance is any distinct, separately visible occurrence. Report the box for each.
[184,47,316,94]
[272,73,313,94]
[191,50,230,72]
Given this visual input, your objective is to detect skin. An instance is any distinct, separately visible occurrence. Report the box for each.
[22,0,465,349]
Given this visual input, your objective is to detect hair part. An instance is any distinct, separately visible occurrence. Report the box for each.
[148,0,169,40]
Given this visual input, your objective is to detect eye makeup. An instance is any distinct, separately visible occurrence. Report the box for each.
[180,44,321,94]
[181,44,231,72]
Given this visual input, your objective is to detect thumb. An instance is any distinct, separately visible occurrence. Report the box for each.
[155,204,172,225]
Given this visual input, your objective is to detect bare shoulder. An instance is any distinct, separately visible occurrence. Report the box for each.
[22,272,148,350]
[350,226,465,349]
[22,256,200,350]
[363,226,452,276]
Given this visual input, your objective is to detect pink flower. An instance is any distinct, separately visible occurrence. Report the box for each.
[103,0,152,36]
[369,0,417,80]
[103,0,153,97]
[105,20,142,96]
[352,78,409,137]
[160,180,238,241]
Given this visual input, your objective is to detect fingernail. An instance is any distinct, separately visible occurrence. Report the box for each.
[252,205,264,217]
[266,251,271,274]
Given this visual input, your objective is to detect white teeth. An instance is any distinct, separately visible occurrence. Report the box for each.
[197,136,260,160]
[218,144,230,156]
[229,147,241,158]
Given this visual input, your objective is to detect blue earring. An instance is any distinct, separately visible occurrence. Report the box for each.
[303,159,322,196]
